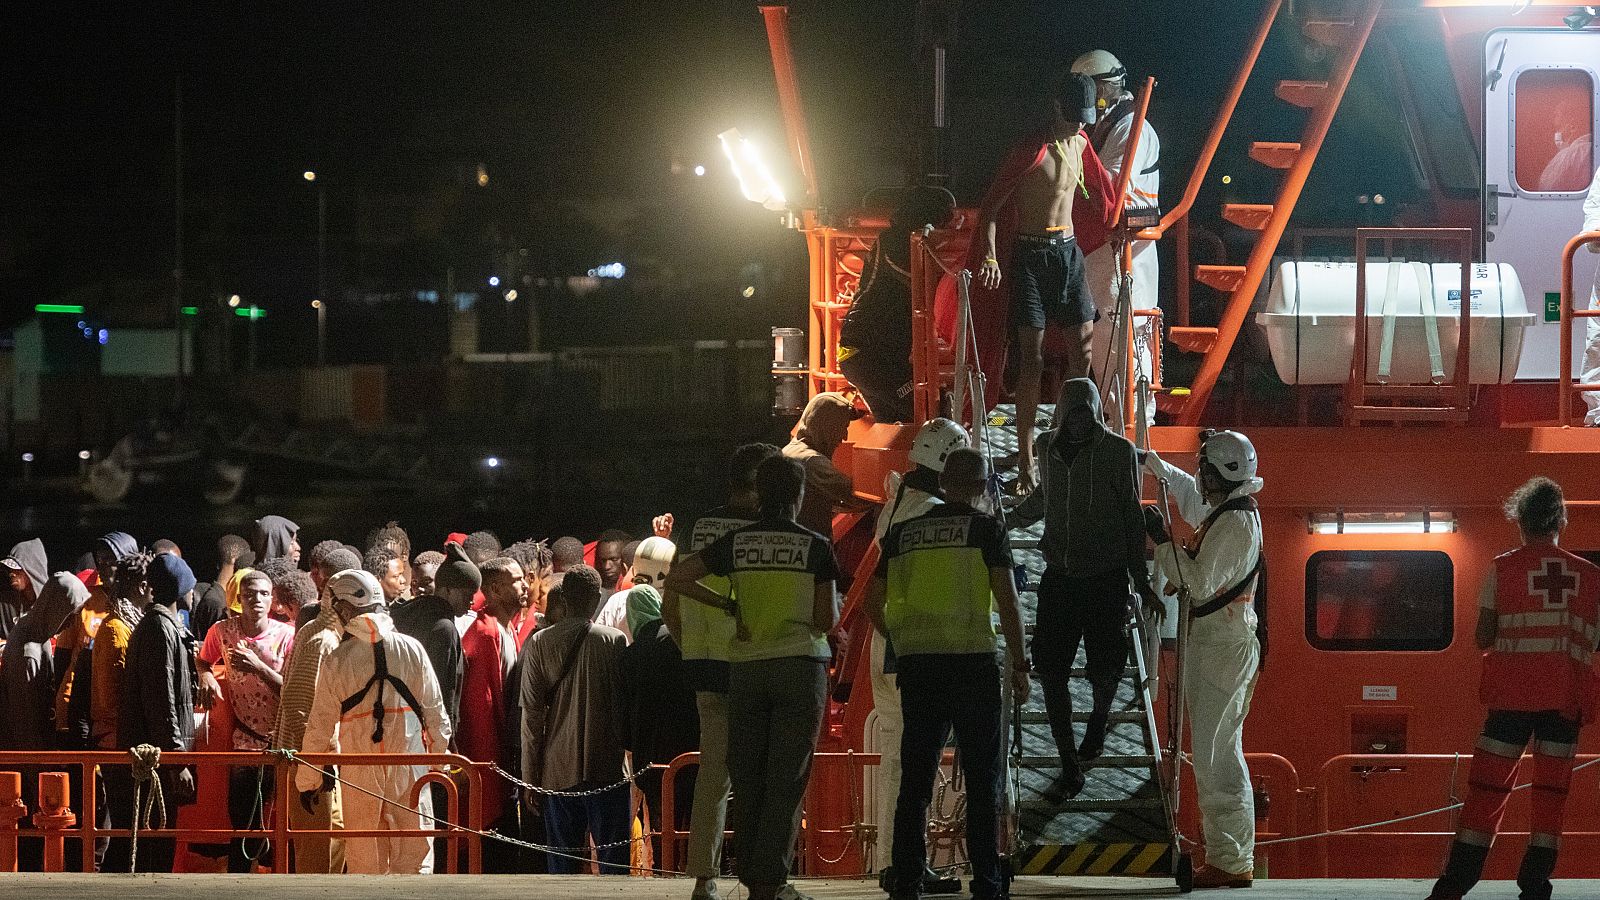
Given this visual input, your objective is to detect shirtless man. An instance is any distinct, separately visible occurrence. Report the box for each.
[976,72,1111,493]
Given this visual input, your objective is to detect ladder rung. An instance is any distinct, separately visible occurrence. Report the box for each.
[1194,265,1246,292]
[1016,755,1156,769]
[1276,79,1330,109]
[1169,326,1219,354]
[1020,797,1166,812]
[1304,18,1358,48]
[1019,710,1147,725]
[1249,141,1301,170]
[1221,203,1275,231]
[1069,666,1140,678]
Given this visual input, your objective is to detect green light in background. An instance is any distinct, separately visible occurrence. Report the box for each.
[181,306,198,315]
[236,306,266,319]
[35,304,85,314]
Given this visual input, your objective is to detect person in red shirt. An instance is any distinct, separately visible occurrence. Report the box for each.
[465,555,526,870]
[1428,477,1600,900]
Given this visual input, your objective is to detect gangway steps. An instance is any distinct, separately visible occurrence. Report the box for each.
[1221,203,1275,231]
[1275,79,1330,109]
[1016,755,1155,769]
[1018,710,1148,725]
[1303,18,1359,48]
[1020,798,1166,813]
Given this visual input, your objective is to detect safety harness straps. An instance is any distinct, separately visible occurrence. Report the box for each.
[339,639,425,744]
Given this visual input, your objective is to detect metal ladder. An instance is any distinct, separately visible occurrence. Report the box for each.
[988,404,1189,895]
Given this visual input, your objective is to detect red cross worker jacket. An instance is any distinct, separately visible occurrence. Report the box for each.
[1481,544,1600,720]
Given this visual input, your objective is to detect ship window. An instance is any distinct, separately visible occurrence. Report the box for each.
[1306,550,1453,651]
[1513,68,1594,194]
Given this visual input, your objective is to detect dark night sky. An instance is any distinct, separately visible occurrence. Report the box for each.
[3,1,1394,337]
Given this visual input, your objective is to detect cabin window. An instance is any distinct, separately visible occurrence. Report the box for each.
[1306,550,1453,651]
[1513,68,1594,194]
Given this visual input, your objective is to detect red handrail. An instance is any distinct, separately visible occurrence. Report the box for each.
[1558,231,1600,423]
[758,4,820,210]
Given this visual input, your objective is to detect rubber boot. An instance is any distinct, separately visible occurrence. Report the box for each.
[1516,844,1556,900]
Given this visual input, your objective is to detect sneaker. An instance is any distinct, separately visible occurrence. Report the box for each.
[775,884,816,900]
[690,879,720,900]
[1191,864,1252,888]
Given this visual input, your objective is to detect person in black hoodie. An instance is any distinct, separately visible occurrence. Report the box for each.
[121,552,199,873]
[1,538,48,640]
[252,514,301,567]
[1010,377,1163,799]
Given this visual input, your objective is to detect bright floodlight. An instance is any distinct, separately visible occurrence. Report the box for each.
[303,171,316,182]
[485,456,500,469]
[718,128,787,211]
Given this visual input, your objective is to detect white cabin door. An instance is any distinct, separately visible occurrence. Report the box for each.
[1482,28,1599,379]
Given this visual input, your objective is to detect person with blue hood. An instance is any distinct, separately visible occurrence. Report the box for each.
[121,551,200,872]
[1010,377,1163,800]
[1,537,48,639]
[253,514,302,567]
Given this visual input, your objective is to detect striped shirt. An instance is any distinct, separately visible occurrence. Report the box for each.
[273,610,342,751]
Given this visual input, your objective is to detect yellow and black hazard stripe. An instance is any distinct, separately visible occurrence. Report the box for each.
[1013,842,1173,876]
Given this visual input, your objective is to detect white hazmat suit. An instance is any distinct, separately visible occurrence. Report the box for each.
[1086,90,1161,427]
[298,603,452,875]
[1144,451,1262,876]
[1578,165,1600,424]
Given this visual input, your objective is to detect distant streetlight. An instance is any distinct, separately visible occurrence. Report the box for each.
[304,170,317,182]
[228,294,241,307]
[504,289,518,301]
[693,164,707,177]
[488,276,501,287]
[476,164,489,188]
[311,300,322,309]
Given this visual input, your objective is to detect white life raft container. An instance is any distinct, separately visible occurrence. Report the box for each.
[1255,261,1534,385]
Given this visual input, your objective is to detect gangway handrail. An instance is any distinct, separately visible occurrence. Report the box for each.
[1557,231,1600,423]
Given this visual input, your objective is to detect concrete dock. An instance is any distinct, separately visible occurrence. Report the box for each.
[0,874,1588,899]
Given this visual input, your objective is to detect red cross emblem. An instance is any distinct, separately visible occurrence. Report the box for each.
[1529,558,1578,610]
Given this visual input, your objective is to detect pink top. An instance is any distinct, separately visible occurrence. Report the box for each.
[200,618,295,749]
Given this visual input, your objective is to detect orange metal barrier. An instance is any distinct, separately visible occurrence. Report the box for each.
[1311,753,1600,879]
[0,749,483,874]
[1557,230,1600,423]
[1242,752,1300,876]
[658,750,882,877]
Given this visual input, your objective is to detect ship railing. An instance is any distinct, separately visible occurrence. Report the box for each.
[0,749,483,874]
[1557,231,1600,423]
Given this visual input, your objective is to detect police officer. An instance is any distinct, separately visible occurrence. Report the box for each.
[662,442,779,900]
[866,448,1029,900]
[667,455,841,900]
[1427,477,1600,900]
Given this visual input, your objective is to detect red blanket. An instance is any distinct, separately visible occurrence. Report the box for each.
[945,129,1115,409]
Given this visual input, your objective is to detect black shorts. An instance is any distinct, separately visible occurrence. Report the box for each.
[1009,234,1095,330]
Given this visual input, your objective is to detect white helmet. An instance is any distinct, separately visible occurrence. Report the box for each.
[909,418,970,472]
[632,536,675,586]
[1072,50,1127,85]
[1200,430,1258,483]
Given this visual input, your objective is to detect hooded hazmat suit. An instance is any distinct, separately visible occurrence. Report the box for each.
[297,587,452,875]
[1144,450,1263,876]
